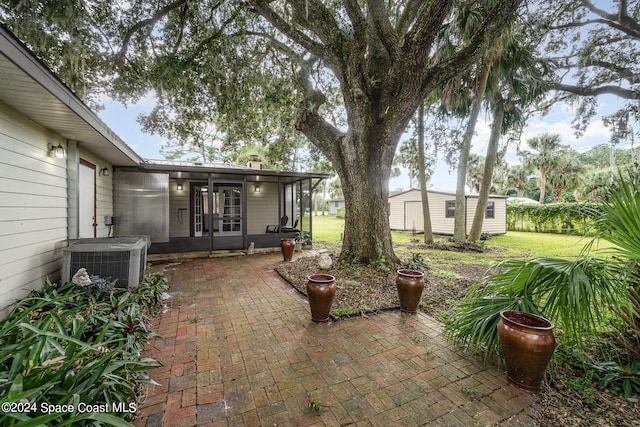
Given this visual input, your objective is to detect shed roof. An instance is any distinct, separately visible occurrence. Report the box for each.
[389,188,507,199]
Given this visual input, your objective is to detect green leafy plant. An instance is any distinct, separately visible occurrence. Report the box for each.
[446,170,637,361]
[308,399,323,415]
[404,253,429,272]
[0,270,166,425]
[296,231,312,246]
[593,360,640,399]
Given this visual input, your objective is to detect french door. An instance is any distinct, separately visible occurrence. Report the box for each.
[218,186,242,235]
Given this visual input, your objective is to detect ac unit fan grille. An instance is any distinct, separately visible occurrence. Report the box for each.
[69,251,132,287]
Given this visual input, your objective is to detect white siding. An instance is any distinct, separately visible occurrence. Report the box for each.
[169,180,190,238]
[247,182,279,234]
[388,190,418,230]
[388,189,506,235]
[427,192,456,235]
[0,102,67,317]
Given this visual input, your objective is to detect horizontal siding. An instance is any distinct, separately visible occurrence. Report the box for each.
[389,189,506,235]
[428,193,455,235]
[169,180,190,238]
[389,190,419,230]
[0,102,67,316]
[247,182,280,234]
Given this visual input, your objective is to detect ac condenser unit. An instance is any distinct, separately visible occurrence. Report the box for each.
[62,236,150,288]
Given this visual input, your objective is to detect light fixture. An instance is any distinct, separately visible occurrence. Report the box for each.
[177,183,183,191]
[100,167,110,177]
[255,184,261,193]
[48,144,67,159]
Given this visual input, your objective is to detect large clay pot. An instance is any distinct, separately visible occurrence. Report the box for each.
[281,238,295,262]
[396,269,425,314]
[307,274,336,323]
[497,310,556,393]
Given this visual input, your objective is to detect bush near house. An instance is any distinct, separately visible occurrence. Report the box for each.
[507,202,598,235]
[0,271,167,426]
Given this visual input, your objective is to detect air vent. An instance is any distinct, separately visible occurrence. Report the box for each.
[62,236,150,288]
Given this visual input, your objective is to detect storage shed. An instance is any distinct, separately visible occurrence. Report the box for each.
[389,189,507,236]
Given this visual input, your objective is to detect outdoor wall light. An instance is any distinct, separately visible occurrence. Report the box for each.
[177,183,183,191]
[100,167,110,177]
[48,144,67,158]
[254,184,261,193]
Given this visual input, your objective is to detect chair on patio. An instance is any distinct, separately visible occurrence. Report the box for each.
[265,215,288,233]
[280,218,299,233]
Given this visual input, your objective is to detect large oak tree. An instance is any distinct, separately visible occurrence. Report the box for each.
[2,0,524,264]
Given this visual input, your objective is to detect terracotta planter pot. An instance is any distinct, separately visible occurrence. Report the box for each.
[280,238,295,262]
[396,269,425,314]
[307,274,336,323]
[497,310,556,393]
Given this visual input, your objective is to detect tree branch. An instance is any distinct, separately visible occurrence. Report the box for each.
[341,0,366,40]
[396,0,422,36]
[549,18,640,38]
[294,61,344,158]
[116,0,189,64]
[287,0,347,52]
[402,0,453,67]
[249,0,335,64]
[367,0,400,60]
[550,82,640,100]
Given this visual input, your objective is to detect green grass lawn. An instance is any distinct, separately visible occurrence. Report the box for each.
[307,213,612,261]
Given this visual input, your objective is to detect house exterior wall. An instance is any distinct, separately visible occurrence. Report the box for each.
[0,102,68,317]
[169,180,190,238]
[389,189,506,235]
[247,181,279,234]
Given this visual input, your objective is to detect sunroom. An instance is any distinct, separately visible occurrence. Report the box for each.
[113,160,331,255]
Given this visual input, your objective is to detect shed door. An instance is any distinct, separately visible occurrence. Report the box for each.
[404,201,424,232]
[79,160,96,238]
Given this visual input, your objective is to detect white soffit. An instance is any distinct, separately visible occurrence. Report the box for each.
[0,27,141,166]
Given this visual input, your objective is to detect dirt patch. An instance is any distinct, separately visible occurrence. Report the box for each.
[275,250,640,427]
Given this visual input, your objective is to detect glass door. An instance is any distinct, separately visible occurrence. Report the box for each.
[193,185,203,237]
[219,186,242,235]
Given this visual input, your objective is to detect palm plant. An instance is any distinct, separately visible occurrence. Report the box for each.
[446,170,639,360]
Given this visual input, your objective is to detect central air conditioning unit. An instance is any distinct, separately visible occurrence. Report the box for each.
[62,236,150,288]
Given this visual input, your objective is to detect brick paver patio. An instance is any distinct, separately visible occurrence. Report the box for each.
[133,253,540,426]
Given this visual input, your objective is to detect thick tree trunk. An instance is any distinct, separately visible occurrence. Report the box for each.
[417,103,434,244]
[468,92,504,242]
[335,131,398,264]
[453,60,492,243]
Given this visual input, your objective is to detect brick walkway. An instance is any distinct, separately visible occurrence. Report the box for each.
[133,253,540,426]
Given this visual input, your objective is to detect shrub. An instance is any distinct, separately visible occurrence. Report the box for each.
[0,271,166,426]
[507,202,599,235]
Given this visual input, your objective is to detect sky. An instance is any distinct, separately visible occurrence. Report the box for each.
[96,93,622,193]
